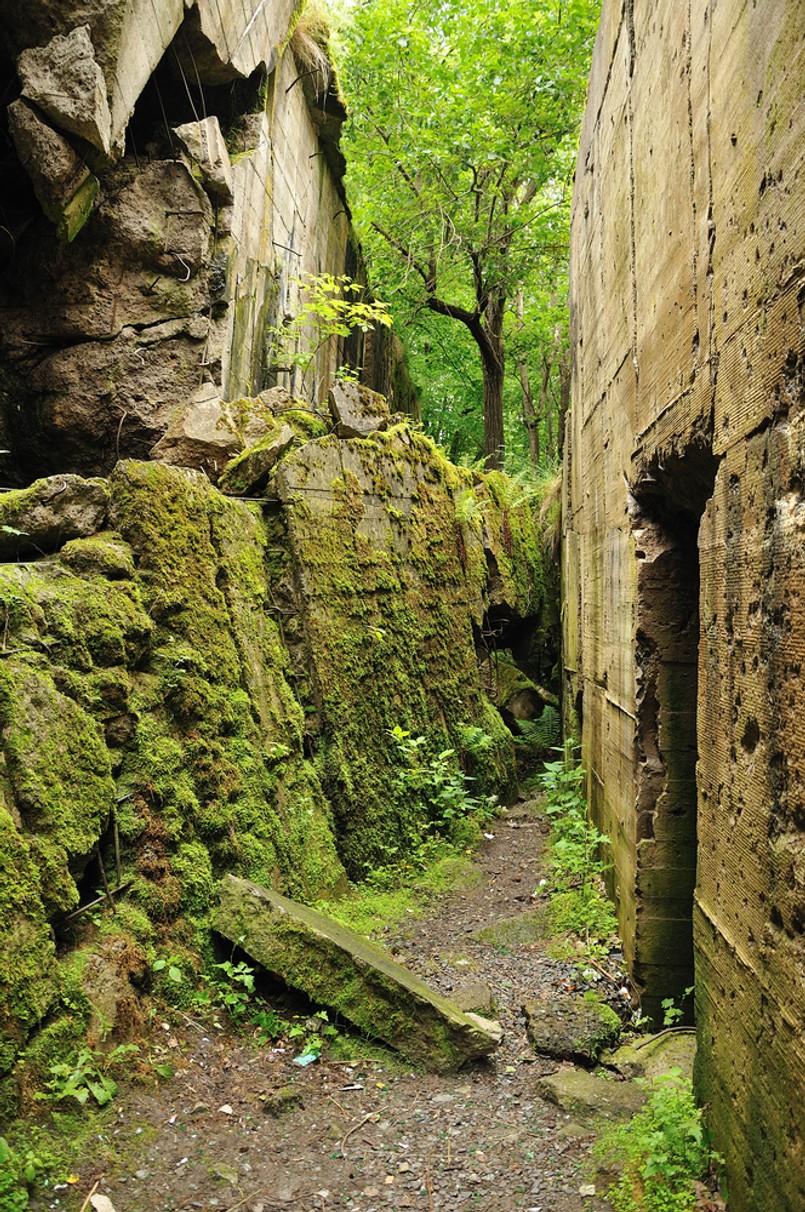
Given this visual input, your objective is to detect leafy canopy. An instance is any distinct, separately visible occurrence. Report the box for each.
[338,0,599,468]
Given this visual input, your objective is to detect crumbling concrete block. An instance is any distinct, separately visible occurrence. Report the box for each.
[214,874,502,1071]
[17,25,112,154]
[537,1068,646,1126]
[173,116,234,201]
[328,380,390,438]
[150,385,245,477]
[6,99,99,242]
[218,424,295,495]
[523,995,622,1064]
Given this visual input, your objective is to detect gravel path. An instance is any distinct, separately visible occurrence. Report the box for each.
[34,801,625,1212]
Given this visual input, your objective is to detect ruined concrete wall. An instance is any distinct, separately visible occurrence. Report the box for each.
[0,0,408,486]
[565,2,805,1207]
[0,410,544,1114]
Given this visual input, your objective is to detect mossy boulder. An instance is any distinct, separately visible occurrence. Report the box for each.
[600,1029,696,1082]
[0,802,58,1072]
[0,662,115,915]
[215,875,502,1071]
[108,460,347,905]
[0,473,108,559]
[0,441,548,1081]
[523,994,622,1063]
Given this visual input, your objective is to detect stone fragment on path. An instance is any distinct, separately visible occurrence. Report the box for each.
[451,980,496,1014]
[537,1067,645,1125]
[214,874,502,1071]
[523,994,621,1063]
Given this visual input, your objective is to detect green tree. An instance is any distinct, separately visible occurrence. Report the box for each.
[339,0,599,469]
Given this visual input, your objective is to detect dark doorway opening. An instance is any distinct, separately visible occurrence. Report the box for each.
[629,441,720,1023]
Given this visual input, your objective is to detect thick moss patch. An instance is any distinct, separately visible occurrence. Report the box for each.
[272,425,545,874]
[0,443,547,1083]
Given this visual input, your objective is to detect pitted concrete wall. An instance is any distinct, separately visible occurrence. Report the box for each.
[565,2,805,1207]
[0,1,406,484]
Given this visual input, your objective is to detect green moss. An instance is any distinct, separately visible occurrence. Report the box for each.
[0,804,57,1071]
[109,460,345,911]
[320,851,479,939]
[0,557,151,673]
[14,1015,87,1108]
[171,841,214,916]
[0,438,547,1075]
[59,533,135,580]
[0,662,115,915]
[274,429,524,874]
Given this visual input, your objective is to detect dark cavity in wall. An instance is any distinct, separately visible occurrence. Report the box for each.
[629,440,720,1023]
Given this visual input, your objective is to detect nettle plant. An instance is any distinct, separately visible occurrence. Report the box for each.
[270,272,392,386]
[596,1068,722,1212]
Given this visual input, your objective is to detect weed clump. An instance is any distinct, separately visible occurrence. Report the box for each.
[595,1069,720,1212]
[538,743,618,962]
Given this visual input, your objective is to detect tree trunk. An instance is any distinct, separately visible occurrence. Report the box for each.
[516,287,540,466]
[481,292,506,470]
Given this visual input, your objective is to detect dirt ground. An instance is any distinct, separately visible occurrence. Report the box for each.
[31,803,641,1212]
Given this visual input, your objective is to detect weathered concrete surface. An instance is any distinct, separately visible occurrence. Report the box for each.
[537,1067,645,1127]
[6,99,99,242]
[214,874,501,1071]
[173,117,233,202]
[0,2,412,485]
[523,996,621,1064]
[565,2,805,1207]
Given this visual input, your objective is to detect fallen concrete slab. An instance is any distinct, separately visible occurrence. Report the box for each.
[214,875,502,1071]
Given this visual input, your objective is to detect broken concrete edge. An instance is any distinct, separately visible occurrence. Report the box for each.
[17,25,113,155]
[213,874,503,1072]
[6,3,350,239]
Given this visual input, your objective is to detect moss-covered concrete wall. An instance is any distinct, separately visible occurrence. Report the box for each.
[565,2,805,1207]
[0,415,546,1114]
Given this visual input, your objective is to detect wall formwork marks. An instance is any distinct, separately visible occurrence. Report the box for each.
[565,2,805,1207]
